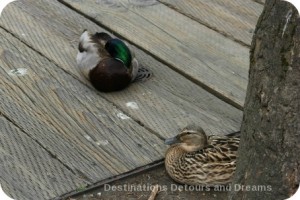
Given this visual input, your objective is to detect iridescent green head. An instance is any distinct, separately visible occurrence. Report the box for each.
[105,39,132,68]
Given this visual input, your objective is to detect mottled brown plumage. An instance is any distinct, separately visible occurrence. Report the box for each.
[165,124,240,186]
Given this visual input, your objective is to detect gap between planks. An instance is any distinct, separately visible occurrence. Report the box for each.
[57,0,244,111]
[0,1,243,198]
[0,24,166,185]
[0,110,84,183]
[58,159,165,200]
[157,0,251,48]
[0,0,242,138]
[0,24,167,143]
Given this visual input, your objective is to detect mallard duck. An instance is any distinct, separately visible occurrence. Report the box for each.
[164,124,240,186]
[76,30,140,92]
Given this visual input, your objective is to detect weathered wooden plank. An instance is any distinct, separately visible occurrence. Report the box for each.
[0,116,86,200]
[2,0,247,108]
[159,0,263,46]
[61,0,249,107]
[0,0,242,138]
[0,26,165,192]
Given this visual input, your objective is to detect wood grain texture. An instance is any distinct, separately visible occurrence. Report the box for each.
[0,0,242,138]
[58,0,249,108]
[159,0,263,46]
[0,1,244,197]
[0,116,85,200]
[0,27,165,191]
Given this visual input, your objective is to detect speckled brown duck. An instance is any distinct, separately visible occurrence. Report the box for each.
[165,124,240,186]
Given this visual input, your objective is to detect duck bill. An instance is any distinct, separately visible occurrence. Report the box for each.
[164,136,179,145]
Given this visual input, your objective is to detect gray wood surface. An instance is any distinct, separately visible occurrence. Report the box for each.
[61,0,250,108]
[0,0,250,199]
[0,27,166,198]
[0,0,242,137]
[0,116,85,200]
[159,0,263,46]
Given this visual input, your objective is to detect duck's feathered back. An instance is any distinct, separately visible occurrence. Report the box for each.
[76,30,140,92]
[206,131,240,160]
[165,130,240,186]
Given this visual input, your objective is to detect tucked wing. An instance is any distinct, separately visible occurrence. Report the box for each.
[207,134,240,160]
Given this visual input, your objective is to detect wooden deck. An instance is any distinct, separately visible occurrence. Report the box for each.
[0,0,263,199]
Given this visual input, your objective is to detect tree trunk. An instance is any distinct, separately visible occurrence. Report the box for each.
[229,0,300,199]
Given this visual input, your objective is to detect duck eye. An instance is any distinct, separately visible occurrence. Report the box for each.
[78,43,85,52]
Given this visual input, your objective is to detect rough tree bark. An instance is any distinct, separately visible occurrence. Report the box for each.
[229,0,300,199]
